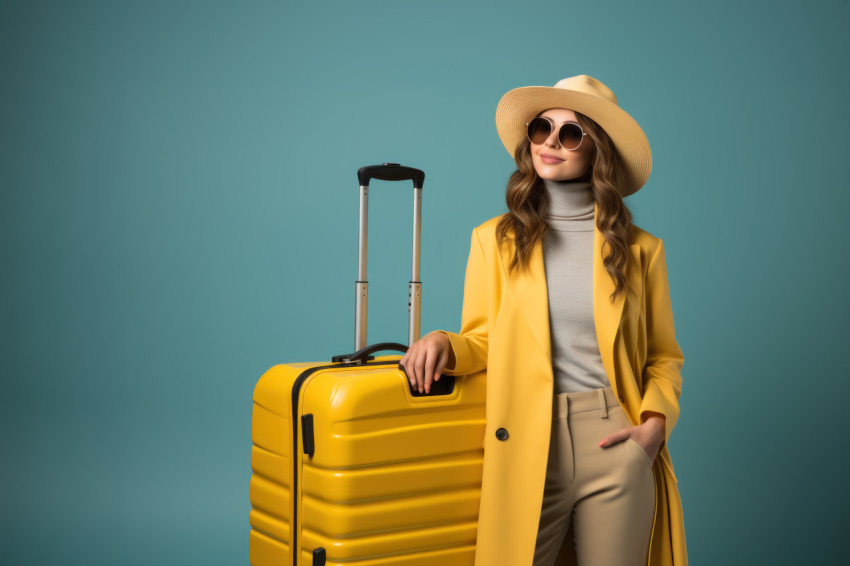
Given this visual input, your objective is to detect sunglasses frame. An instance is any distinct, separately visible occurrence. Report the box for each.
[525,116,588,151]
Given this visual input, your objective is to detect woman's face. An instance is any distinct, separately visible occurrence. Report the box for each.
[528,108,595,181]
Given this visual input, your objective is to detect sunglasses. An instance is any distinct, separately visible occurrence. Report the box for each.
[526,116,588,150]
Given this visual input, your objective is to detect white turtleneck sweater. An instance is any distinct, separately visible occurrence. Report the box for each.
[542,178,611,393]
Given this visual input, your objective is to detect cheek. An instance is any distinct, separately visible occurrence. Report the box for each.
[531,155,544,175]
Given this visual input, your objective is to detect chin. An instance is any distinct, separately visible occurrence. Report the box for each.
[540,173,584,182]
[538,170,571,181]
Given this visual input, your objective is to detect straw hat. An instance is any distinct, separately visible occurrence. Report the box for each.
[495,74,652,196]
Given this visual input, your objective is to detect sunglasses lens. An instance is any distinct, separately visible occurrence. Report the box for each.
[559,123,584,150]
[527,117,552,144]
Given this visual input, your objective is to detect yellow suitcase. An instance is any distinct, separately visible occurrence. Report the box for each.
[249,164,487,566]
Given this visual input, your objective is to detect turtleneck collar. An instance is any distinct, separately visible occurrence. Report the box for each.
[543,178,594,226]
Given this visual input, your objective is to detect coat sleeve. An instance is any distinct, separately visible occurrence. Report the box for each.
[433,227,489,377]
[638,238,684,451]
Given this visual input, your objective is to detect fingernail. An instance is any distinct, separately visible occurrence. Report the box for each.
[598,441,605,447]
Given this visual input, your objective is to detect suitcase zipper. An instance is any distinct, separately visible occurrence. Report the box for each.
[290,359,401,566]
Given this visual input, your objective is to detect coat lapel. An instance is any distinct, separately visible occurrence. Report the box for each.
[499,201,639,387]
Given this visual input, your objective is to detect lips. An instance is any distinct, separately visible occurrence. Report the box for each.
[540,153,564,164]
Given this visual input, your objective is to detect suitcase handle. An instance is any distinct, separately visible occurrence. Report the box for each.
[353,163,426,351]
[331,341,408,364]
[330,341,457,398]
[358,163,425,189]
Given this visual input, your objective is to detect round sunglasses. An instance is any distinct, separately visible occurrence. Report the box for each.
[526,116,588,150]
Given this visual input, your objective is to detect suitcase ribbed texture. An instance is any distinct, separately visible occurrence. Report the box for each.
[249,356,486,566]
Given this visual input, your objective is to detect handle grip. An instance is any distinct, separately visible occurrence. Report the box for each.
[332,342,408,364]
[358,163,425,189]
[331,340,457,398]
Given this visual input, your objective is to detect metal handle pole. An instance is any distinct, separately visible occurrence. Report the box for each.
[353,163,425,352]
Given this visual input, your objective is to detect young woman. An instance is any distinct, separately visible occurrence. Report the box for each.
[399,75,687,566]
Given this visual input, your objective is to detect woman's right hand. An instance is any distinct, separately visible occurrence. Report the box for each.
[399,331,454,394]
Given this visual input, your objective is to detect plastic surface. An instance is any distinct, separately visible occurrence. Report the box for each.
[249,357,486,565]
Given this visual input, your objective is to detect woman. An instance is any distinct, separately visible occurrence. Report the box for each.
[399,75,687,566]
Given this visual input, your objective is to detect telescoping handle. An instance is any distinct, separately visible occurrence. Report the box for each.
[358,163,425,188]
[354,163,426,352]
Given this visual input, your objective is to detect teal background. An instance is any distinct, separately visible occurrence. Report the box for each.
[2,0,847,564]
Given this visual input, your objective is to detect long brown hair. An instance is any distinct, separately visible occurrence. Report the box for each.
[495,110,636,302]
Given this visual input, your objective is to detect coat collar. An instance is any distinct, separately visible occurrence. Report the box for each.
[498,201,641,382]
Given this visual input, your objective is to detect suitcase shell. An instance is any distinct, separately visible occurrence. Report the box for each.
[249,356,486,565]
[250,164,486,565]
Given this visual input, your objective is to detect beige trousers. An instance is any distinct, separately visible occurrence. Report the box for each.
[533,386,656,566]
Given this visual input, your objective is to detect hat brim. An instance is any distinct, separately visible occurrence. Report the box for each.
[495,86,652,196]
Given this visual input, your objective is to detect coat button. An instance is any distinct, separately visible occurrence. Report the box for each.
[618,395,624,403]
[495,428,509,441]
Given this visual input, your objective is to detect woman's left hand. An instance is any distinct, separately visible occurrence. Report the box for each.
[598,414,665,464]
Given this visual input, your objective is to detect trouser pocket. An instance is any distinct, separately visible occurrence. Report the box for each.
[625,437,654,468]
[609,404,654,469]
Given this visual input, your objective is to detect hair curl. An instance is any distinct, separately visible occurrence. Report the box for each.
[494,110,636,302]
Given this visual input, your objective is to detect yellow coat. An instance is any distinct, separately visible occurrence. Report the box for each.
[436,202,687,566]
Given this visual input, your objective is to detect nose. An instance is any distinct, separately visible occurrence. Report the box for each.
[544,127,560,149]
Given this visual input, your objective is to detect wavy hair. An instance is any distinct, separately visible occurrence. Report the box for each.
[494,110,636,302]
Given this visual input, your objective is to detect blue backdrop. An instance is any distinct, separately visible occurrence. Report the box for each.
[2,1,848,564]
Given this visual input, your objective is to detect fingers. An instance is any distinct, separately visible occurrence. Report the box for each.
[423,344,440,394]
[399,337,448,395]
[416,341,440,394]
[424,340,450,393]
[598,428,633,448]
[400,350,417,390]
[401,341,427,393]
[399,352,410,380]
[399,352,412,387]
[434,348,448,385]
